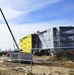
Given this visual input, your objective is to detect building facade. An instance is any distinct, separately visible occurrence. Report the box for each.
[20,34,40,53]
[38,26,74,52]
[19,26,74,55]
[56,26,74,52]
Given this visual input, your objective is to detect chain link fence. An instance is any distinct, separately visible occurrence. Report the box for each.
[0,49,74,75]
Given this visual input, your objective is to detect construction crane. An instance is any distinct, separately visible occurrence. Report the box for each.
[0,8,33,73]
[0,8,19,50]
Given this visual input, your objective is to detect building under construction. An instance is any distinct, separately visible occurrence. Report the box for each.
[20,34,50,56]
[20,34,40,53]
[37,26,74,53]
[19,26,74,55]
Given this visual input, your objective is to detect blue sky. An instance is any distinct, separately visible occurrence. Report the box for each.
[0,0,74,24]
[0,0,74,50]
[13,0,74,24]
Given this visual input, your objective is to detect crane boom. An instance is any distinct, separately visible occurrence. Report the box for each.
[0,8,19,50]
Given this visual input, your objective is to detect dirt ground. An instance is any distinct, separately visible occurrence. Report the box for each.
[0,56,74,75]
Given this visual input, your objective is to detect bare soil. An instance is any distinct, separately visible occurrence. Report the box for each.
[0,56,74,75]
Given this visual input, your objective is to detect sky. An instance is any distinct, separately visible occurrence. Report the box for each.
[0,0,74,50]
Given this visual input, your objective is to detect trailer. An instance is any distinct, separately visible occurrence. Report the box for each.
[10,51,32,62]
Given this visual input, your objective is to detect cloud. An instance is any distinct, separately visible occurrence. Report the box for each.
[0,7,24,21]
[0,0,62,20]
[18,0,62,16]
[0,0,64,25]
[0,0,62,10]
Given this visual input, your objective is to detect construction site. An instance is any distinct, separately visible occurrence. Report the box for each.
[0,8,74,75]
[0,54,74,75]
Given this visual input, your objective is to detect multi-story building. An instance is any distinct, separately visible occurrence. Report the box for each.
[18,26,74,56]
[37,29,54,54]
[37,26,74,52]
[55,26,74,52]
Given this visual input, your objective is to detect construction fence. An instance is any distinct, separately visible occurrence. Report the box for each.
[0,49,74,75]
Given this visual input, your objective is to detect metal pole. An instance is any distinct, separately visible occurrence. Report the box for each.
[49,49,52,75]
[0,8,19,50]
[30,50,32,73]
[50,57,52,75]
[13,40,15,50]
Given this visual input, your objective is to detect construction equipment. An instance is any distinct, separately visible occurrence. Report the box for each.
[0,8,33,73]
[0,8,19,50]
[0,8,32,62]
